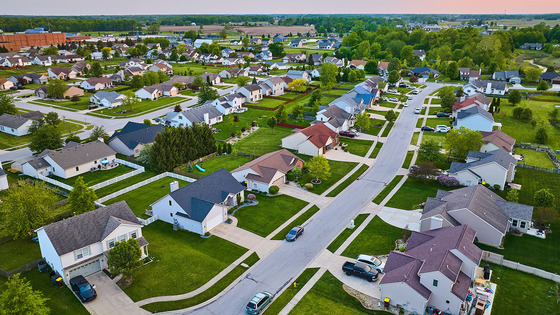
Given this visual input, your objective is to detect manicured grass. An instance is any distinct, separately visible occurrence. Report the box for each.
[90,97,183,117]
[367,109,391,117]
[424,118,452,128]
[411,132,419,145]
[364,119,385,136]
[254,98,286,109]
[326,164,369,197]
[141,252,259,312]
[515,148,556,169]
[423,98,430,104]
[486,263,560,315]
[94,169,159,197]
[339,137,374,157]
[234,126,293,156]
[372,175,404,204]
[189,154,253,176]
[431,98,442,104]
[272,206,320,240]
[0,120,83,149]
[369,141,383,158]
[327,214,369,252]
[290,271,391,315]
[0,269,88,314]
[235,195,309,237]
[420,132,446,145]
[416,118,424,128]
[378,100,398,108]
[180,90,198,96]
[380,122,394,137]
[104,177,189,218]
[123,221,246,301]
[52,165,134,186]
[342,216,403,258]
[428,106,444,115]
[385,178,454,210]
[402,151,414,169]
[264,268,320,315]
[298,160,358,195]
[280,92,303,100]
[212,108,271,140]
[0,239,41,271]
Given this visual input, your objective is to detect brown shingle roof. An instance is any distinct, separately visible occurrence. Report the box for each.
[233,149,302,184]
[297,122,338,148]
[480,130,516,153]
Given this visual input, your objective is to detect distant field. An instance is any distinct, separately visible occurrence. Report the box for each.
[159,25,316,36]
[488,19,560,27]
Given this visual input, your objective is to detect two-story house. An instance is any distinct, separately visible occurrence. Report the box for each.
[212,93,246,115]
[260,77,285,96]
[237,84,263,103]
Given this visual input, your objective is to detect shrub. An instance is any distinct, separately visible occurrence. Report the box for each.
[437,174,460,187]
[304,183,313,189]
[286,172,296,181]
[269,185,279,194]
[493,184,501,191]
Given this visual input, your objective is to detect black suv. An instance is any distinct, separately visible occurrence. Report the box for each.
[70,275,97,302]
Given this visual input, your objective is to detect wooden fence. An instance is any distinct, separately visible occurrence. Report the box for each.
[0,259,44,279]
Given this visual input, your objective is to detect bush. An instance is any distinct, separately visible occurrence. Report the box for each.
[437,174,460,187]
[493,184,501,191]
[286,172,296,181]
[304,183,313,189]
[268,185,279,194]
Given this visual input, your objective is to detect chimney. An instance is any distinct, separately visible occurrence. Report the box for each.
[170,181,179,192]
[98,137,104,143]
[204,113,210,124]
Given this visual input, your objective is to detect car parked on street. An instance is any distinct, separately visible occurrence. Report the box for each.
[414,108,421,114]
[412,90,419,95]
[285,226,304,241]
[246,291,273,314]
[69,275,97,303]
[356,254,385,272]
[421,126,435,132]
[436,112,450,118]
[342,261,379,282]
[435,125,451,133]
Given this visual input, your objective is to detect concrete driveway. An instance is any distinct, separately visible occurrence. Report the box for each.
[377,207,422,231]
[84,272,149,315]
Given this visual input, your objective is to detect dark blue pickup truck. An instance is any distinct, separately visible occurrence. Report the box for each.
[342,261,379,282]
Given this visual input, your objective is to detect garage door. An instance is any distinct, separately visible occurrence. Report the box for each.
[68,259,101,280]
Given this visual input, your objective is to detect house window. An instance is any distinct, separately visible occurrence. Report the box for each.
[94,160,97,164]
[432,279,438,287]
[169,200,172,206]
[512,220,518,227]
[130,230,138,239]
[107,239,115,249]
[520,221,526,229]
[75,167,79,171]
[170,213,173,217]
[74,247,90,260]
[118,234,126,242]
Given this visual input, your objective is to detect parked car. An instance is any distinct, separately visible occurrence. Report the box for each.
[342,262,379,282]
[435,125,450,133]
[421,126,435,132]
[9,86,18,90]
[403,102,408,107]
[436,112,450,118]
[408,96,412,100]
[87,104,98,110]
[412,90,419,95]
[381,96,389,101]
[339,130,356,138]
[154,117,162,123]
[414,108,421,114]
[69,275,97,303]
[389,97,398,102]
[246,291,273,314]
[356,254,385,272]
[286,226,304,241]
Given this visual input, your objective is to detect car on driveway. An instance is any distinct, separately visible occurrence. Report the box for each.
[389,97,399,102]
[435,125,451,133]
[339,130,356,138]
[246,291,273,314]
[70,275,97,303]
[342,261,379,282]
[356,254,385,272]
[87,104,98,110]
[285,226,304,241]
[421,126,435,132]
[436,112,450,118]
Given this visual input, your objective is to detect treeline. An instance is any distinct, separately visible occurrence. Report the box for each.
[0,17,137,33]
[149,125,217,172]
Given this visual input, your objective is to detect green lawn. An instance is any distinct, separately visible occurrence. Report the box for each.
[431,98,442,104]
[90,97,184,118]
[298,160,358,195]
[402,151,414,169]
[189,154,253,176]
[327,214,369,252]
[364,119,385,136]
[372,175,404,204]
[326,164,369,197]
[0,120,84,149]
[212,108,271,140]
[380,122,394,137]
[94,169,159,197]
[280,92,304,100]
[264,268,320,315]
[272,206,320,240]
[104,177,189,218]
[424,118,452,128]
[486,263,560,315]
[340,138,374,157]
[141,253,259,312]
[0,239,41,271]
[420,132,446,145]
[52,165,134,186]
[428,106,444,115]
[369,141,383,158]
[378,100,398,109]
[385,178,455,210]
[0,269,88,314]
[515,148,556,169]
[234,126,293,156]
[253,98,286,109]
[235,195,309,237]
[290,271,391,315]
[410,132,419,145]
[123,221,246,301]
[342,217,403,258]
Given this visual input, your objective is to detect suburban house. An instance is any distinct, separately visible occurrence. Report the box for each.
[236,52,255,59]
[256,50,273,61]
[380,225,482,315]
[260,77,285,96]
[0,168,8,191]
[289,38,304,48]
[0,111,44,136]
[286,70,311,82]
[448,149,517,190]
[63,86,85,99]
[273,35,285,42]
[212,93,246,114]
[413,49,426,61]
[281,122,340,156]
[420,185,534,246]
[124,66,145,77]
[120,58,146,69]
[453,106,495,132]
[221,58,244,66]
[151,168,245,235]
[317,39,334,49]
[135,85,163,100]
[246,65,264,76]
[71,61,91,76]
[221,48,235,58]
[47,67,77,80]
[107,122,163,157]
[0,56,32,67]
[80,77,114,91]
[237,84,263,103]
[8,73,48,85]
[148,63,173,76]
[463,80,508,96]
[409,67,440,78]
[0,78,15,90]
[34,86,48,98]
[266,62,289,70]
[308,54,323,66]
[231,149,303,192]
[22,141,117,179]
[377,61,389,76]
[540,72,560,85]
[459,68,481,82]
[164,102,223,127]
[492,70,521,84]
[219,68,249,79]
[480,130,516,154]
[323,56,344,67]
[90,91,124,108]
[315,105,354,132]
[452,94,491,117]
[348,60,367,70]
[199,72,222,85]
[282,53,306,63]
[330,90,368,115]
[36,201,148,284]
[520,42,542,50]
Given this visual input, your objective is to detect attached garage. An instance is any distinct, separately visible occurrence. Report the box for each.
[68,259,102,280]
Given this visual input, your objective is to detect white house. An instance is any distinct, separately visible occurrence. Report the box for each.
[315,105,354,132]
[80,77,114,91]
[151,169,245,235]
[107,122,163,157]
[47,67,77,80]
[36,201,148,284]
[194,39,213,48]
[281,123,340,156]
[0,111,44,136]
[135,85,163,100]
[260,77,285,96]
[0,168,9,191]
[212,93,245,115]
[448,149,517,190]
[453,106,495,132]
[237,84,263,103]
[164,102,224,127]
[463,80,508,96]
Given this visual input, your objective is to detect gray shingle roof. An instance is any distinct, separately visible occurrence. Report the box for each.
[449,149,516,173]
[92,91,123,103]
[44,141,116,170]
[40,201,141,256]
[0,111,44,129]
[455,105,494,122]
[471,79,507,91]
[181,102,223,124]
[108,122,163,150]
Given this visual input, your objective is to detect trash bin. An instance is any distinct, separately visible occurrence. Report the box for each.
[384,297,390,308]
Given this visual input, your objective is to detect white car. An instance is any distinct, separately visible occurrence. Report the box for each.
[356,254,385,272]
[435,125,451,133]
[414,108,421,114]
[412,90,419,95]
[389,97,399,102]
[403,102,408,107]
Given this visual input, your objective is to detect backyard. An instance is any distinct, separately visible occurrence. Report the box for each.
[515,147,556,169]
[94,169,159,197]
[123,221,247,301]
[251,98,286,109]
[188,154,253,176]
[341,217,404,258]
[89,97,184,118]
[52,164,135,186]
[0,238,41,271]
[0,120,84,150]
[233,126,293,156]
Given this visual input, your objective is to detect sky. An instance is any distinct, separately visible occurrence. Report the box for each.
[2,0,560,15]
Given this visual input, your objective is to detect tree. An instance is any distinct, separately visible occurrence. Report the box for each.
[549,108,559,122]
[418,140,444,163]
[236,76,251,88]
[388,58,401,72]
[29,125,63,154]
[506,189,519,203]
[444,126,484,160]
[308,90,322,107]
[44,112,61,127]
[292,104,303,120]
[535,127,548,144]
[269,42,284,57]
[355,112,370,132]
[101,47,112,60]
[0,274,49,315]
[43,45,58,56]
[90,62,103,77]
[307,155,331,182]
[387,70,400,85]
[508,90,522,106]
[364,60,378,74]
[533,207,558,226]
[46,79,68,99]
[70,95,80,103]
[524,67,542,82]
[0,181,58,239]
[90,125,108,141]
[446,61,459,80]
[197,85,219,105]
[267,116,277,129]
[220,28,228,39]
[348,70,358,82]
[107,239,142,281]
[121,91,140,112]
[534,188,555,207]
[384,110,397,123]
[0,94,17,115]
[65,134,80,144]
[242,37,250,48]
[320,63,338,90]
[136,144,152,165]
[440,93,457,110]
[67,177,97,215]
[130,75,144,89]
[288,79,307,92]
[409,161,441,183]
[537,80,549,91]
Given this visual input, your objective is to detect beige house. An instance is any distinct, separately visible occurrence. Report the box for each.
[281,123,340,156]
[237,84,262,103]
[0,78,15,90]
